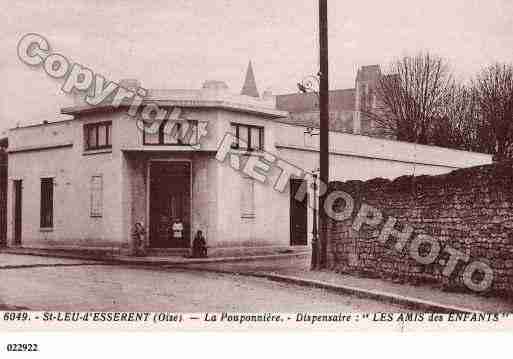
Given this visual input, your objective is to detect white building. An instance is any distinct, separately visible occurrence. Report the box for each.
[6,65,492,256]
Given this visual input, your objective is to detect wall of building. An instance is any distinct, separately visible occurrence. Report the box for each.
[274,122,492,171]
[7,115,125,250]
[326,161,513,295]
[213,110,291,249]
[215,156,291,249]
[122,151,147,252]
[8,120,74,150]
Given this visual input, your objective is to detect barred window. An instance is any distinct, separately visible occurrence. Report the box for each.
[40,178,53,228]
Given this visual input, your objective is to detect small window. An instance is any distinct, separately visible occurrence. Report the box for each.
[187,120,199,146]
[162,121,184,145]
[231,124,239,148]
[40,178,53,228]
[250,127,261,150]
[239,126,249,148]
[90,176,103,217]
[98,124,107,146]
[230,123,264,151]
[84,121,112,151]
[88,127,97,148]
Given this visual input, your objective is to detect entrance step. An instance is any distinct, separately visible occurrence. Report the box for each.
[146,248,189,257]
[146,246,309,258]
[208,245,309,258]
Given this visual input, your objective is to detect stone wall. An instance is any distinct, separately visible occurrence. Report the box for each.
[326,161,513,295]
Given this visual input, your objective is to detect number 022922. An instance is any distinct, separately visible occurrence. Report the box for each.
[6,344,39,352]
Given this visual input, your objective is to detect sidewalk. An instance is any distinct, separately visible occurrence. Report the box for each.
[0,247,310,266]
[178,257,513,313]
[0,253,100,269]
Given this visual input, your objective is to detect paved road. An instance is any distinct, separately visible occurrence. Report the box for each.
[0,254,408,312]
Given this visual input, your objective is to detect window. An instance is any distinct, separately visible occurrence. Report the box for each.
[230,123,264,151]
[84,121,112,150]
[241,177,255,219]
[143,120,200,145]
[90,176,103,217]
[40,178,53,228]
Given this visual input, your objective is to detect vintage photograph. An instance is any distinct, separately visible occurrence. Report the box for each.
[1,0,513,337]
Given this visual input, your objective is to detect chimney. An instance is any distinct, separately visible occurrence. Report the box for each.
[261,88,276,107]
[262,89,273,100]
[202,80,229,91]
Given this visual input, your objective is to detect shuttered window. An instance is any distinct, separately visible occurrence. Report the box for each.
[90,176,103,217]
[241,177,255,219]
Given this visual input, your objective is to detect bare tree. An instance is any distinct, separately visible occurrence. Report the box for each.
[473,63,513,161]
[367,53,454,144]
[430,84,491,152]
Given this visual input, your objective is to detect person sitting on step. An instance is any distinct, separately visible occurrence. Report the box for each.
[192,230,207,258]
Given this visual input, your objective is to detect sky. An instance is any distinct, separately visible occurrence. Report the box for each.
[1,0,512,132]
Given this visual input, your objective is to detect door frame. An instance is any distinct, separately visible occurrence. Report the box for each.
[146,159,192,248]
[12,179,22,246]
[289,178,308,246]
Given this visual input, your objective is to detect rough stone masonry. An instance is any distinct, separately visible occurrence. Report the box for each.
[326,161,513,296]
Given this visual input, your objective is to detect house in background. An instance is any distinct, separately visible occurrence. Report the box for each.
[275,64,384,137]
[5,64,492,256]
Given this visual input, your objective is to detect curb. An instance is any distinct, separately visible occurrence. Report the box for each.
[114,252,309,266]
[1,249,114,262]
[167,266,478,314]
[0,262,110,270]
[0,249,309,266]
[254,273,479,314]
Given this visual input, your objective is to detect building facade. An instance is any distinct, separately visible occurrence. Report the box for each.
[6,68,493,256]
[275,64,386,137]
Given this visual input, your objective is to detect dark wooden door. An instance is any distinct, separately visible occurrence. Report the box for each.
[149,162,191,248]
[13,180,22,246]
[290,179,308,246]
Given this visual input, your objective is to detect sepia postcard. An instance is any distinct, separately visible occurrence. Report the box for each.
[1,0,513,355]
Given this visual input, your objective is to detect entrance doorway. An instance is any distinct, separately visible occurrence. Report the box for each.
[290,179,308,246]
[149,161,191,248]
[13,180,22,246]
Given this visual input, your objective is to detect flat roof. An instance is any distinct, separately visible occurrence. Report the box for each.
[61,100,288,119]
[61,88,288,119]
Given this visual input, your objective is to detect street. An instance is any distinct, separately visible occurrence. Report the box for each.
[0,254,408,312]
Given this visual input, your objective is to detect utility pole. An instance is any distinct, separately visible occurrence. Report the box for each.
[297,81,321,270]
[311,172,319,269]
[318,0,330,268]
